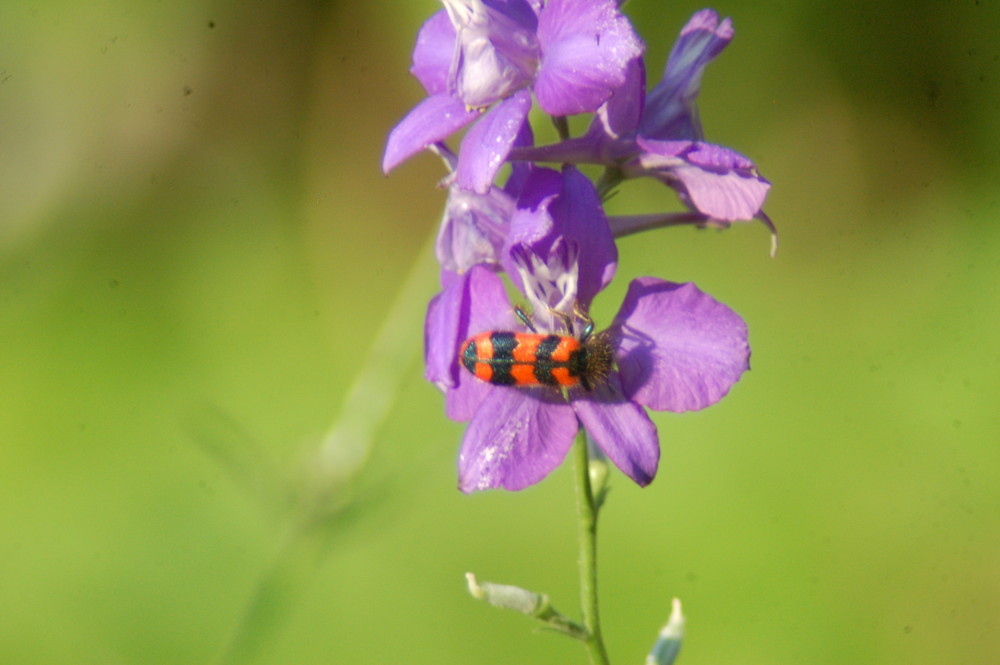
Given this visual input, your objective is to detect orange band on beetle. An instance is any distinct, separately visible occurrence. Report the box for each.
[549,367,576,386]
[510,363,539,385]
[512,335,542,363]
[473,362,494,382]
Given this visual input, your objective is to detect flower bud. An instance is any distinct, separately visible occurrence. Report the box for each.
[465,573,546,615]
[646,597,685,665]
[589,455,610,506]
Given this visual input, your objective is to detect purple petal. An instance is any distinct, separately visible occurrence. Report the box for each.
[589,56,645,143]
[482,0,539,31]
[436,184,514,273]
[455,89,532,193]
[671,161,771,222]
[499,180,556,291]
[511,57,643,167]
[458,388,578,492]
[383,93,481,173]
[637,139,770,221]
[425,266,514,394]
[463,266,519,334]
[411,10,456,95]
[547,166,617,303]
[534,0,644,115]
[572,375,659,486]
[612,278,750,413]
[446,371,495,422]
[499,165,561,299]
[424,289,456,392]
[503,119,536,196]
[641,9,733,140]
[504,166,563,244]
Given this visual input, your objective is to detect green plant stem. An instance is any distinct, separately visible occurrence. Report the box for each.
[211,234,439,665]
[573,431,611,665]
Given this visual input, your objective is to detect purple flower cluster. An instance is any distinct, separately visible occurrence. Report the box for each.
[384,2,769,492]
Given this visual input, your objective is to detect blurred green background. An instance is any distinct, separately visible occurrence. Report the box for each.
[2,1,997,663]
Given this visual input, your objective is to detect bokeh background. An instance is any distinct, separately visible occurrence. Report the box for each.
[2,1,997,663]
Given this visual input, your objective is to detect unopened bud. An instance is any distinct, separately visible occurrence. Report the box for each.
[465,573,547,615]
[589,456,608,492]
[465,572,587,639]
[588,449,610,509]
[646,597,685,665]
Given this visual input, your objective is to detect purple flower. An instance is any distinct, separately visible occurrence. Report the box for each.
[512,9,771,223]
[425,167,750,492]
[383,0,644,193]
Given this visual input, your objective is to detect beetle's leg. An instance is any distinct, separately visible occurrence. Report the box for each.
[514,305,537,332]
[573,304,595,342]
[551,309,574,335]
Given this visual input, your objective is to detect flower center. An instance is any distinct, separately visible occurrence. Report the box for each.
[509,237,582,335]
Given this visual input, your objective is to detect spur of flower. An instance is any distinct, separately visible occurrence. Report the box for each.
[425,166,750,492]
[382,0,644,193]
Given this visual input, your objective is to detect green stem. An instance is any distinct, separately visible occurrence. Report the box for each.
[573,431,611,665]
[210,234,439,665]
[595,166,624,201]
[212,521,320,665]
[552,115,571,141]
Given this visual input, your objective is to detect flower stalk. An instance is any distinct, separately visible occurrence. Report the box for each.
[574,429,611,665]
